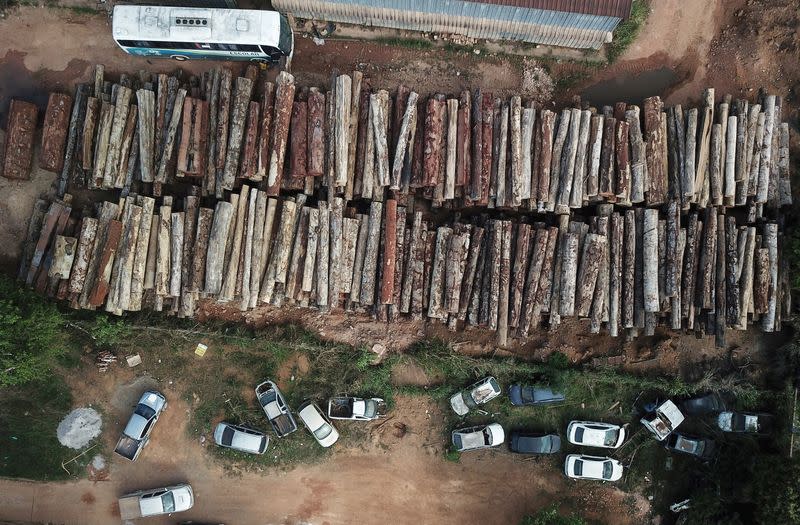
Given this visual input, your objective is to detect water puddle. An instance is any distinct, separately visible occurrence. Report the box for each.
[581,66,679,107]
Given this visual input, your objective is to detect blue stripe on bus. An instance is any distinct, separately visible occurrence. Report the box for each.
[120,47,268,60]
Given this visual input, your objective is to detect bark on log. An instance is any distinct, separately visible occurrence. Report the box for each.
[400,211,422,312]
[344,71,363,199]
[169,212,184,298]
[547,110,571,210]
[558,232,579,317]
[423,97,446,188]
[427,226,452,319]
[392,91,419,190]
[457,90,472,190]
[116,104,139,188]
[665,200,679,297]
[267,72,296,196]
[479,93,494,205]
[40,93,72,173]
[587,114,603,198]
[154,203,172,301]
[519,227,546,337]
[709,123,723,205]
[371,90,390,189]
[615,120,631,202]
[569,109,591,208]
[470,88,482,201]
[350,212,370,303]
[508,223,531,327]
[289,100,308,178]
[754,247,769,315]
[205,201,233,295]
[103,86,132,188]
[285,206,310,301]
[622,210,636,328]
[315,200,330,307]
[698,208,717,310]
[328,197,344,306]
[643,96,666,205]
[695,89,714,203]
[509,97,523,207]
[49,235,77,281]
[761,222,778,331]
[445,98,459,200]
[91,100,114,188]
[575,233,606,317]
[444,228,470,315]
[458,226,484,320]
[360,201,383,305]
[306,89,326,178]
[626,107,646,204]
[190,207,213,296]
[521,106,535,201]
[643,208,659,312]
[537,110,555,208]
[237,101,260,180]
[68,217,98,295]
[495,102,510,207]
[81,97,100,173]
[155,88,187,185]
[724,115,737,205]
[608,213,623,336]
[341,216,361,295]
[219,77,253,189]
[128,197,155,310]
[302,208,320,294]
[725,215,739,325]
[756,96,775,204]
[379,199,398,304]
[86,219,122,307]
[684,108,698,200]
[496,221,512,345]
[334,74,352,188]
[599,116,616,198]
[134,90,154,183]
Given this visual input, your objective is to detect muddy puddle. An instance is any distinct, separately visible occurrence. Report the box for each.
[581,66,679,107]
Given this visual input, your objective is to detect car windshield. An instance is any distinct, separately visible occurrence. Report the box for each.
[313,423,333,441]
[573,460,583,476]
[134,404,156,420]
[520,388,535,403]
[603,429,619,447]
[363,400,377,418]
[221,426,235,446]
[574,427,585,442]
[463,392,478,409]
[483,428,492,445]
[603,461,613,480]
[161,492,175,513]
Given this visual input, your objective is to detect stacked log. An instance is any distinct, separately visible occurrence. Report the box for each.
[3,100,38,180]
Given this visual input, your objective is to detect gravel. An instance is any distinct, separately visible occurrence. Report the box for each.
[56,408,102,449]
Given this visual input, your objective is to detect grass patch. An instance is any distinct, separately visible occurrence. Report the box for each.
[444,447,461,463]
[606,0,650,63]
[0,375,79,480]
[374,36,433,51]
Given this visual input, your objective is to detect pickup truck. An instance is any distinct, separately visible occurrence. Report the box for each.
[327,396,386,421]
[641,400,685,441]
[255,380,298,437]
[118,483,194,520]
[114,390,167,461]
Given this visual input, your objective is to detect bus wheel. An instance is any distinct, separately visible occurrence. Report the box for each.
[171,55,189,61]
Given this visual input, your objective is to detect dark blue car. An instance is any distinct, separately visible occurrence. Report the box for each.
[510,432,561,454]
[508,384,565,406]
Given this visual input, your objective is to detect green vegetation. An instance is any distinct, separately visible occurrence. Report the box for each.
[520,505,587,525]
[374,36,433,51]
[0,275,68,387]
[0,376,75,480]
[606,0,650,63]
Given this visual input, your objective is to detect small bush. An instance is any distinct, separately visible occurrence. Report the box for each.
[521,504,587,525]
[606,0,650,63]
[89,315,132,348]
[444,447,461,463]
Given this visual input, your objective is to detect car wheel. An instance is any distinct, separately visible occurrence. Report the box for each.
[171,55,189,61]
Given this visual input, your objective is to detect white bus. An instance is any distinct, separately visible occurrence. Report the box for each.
[112,5,293,64]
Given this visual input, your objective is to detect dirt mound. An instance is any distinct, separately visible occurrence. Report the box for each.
[56,408,102,449]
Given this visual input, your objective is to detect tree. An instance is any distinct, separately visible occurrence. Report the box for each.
[521,505,587,525]
[0,276,66,387]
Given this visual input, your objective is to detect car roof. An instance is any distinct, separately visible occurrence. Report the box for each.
[298,402,326,429]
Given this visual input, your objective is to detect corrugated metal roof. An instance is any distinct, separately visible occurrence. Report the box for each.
[460,0,632,20]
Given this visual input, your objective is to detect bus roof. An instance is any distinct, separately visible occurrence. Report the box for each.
[112,6,282,47]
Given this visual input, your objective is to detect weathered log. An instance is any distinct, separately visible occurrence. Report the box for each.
[333,74,352,188]
[586,115,603,199]
[285,206,310,301]
[423,97,446,188]
[615,120,631,202]
[761,223,778,331]
[697,208,717,310]
[328,197,344,306]
[714,214,726,347]
[694,89,714,202]
[569,109,591,208]
[725,215,739,325]
[753,247,769,315]
[643,96,666,205]
[153,201,173,303]
[466,229,487,325]
[359,201,383,305]
[537,110,555,208]
[589,210,611,332]
[67,217,98,296]
[237,101,260,181]
[574,233,606,317]
[205,201,233,295]
[756,96,775,204]
[608,213,623,336]
[670,228,686,329]
[558,232,579,317]
[315,200,331,307]
[778,122,791,206]
[723,115,737,205]
[189,207,213,297]
[470,88,483,201]
[91,100,114,188]
[445,98,459,200]
[344,71,363,198]
[443,227,470,316]
[115,104,139,188]
[458,226,484,320]
[520,106,535,202]
[392,91,419,190]
[599,116,616,198]
[509,223,531,327]
[267,72,296,196]
[484,221,502,328]
[547,215,569,326]
[219,186,249,302]
[237,190,257,308]
[85,218,122,307]
[40,93,72,173]
[684,108,698,200]
[81,97,100,173]
[102,86,132,188]
[518,227,546,337]
[709,123,723,205]
[642,208,659,312]
[400,211,422,312]
[266,198,299,304]
[547,110,570,211]
[155,88,187,186]
[168,212,184,298]
[176,97,208,177]
[48,234,76,281]
[494,101,510,207]
[390,209,408,317]
[735,226,756,328]
[302,208,320,294]
[665,200,679,297]
[350,212,370,303]
[341,216,361,296]
[427,226,452,319]
[734,103,749,206]
[306,89,326,178]
[128,197,155,310]
[379,199,398,304]
[456,90,472,191]
[479,93,494,205]
[622,210,636,328]
[371,90,391,189]
[219,77,253,189]
[508,97,523,207]
[625,107,646,204]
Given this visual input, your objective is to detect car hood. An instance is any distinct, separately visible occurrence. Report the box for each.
[171,486,194,512]
[450,392,469,416]
[123,414,148,440]
[508,385,524,405]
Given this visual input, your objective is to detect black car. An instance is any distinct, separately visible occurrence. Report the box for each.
[508,384,566,406]
[681,392,727,416]
[509,432,561,454]
[665,433,715,459]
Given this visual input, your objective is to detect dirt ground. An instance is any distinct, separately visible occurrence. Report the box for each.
[0,1,798,523]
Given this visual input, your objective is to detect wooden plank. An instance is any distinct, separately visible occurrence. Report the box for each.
[40,93,73,173]
[3,100,38,180]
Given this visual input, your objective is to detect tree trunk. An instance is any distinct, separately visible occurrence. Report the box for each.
[267,72,296,196]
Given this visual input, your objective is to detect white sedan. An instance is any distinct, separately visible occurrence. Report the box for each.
[567,421,626,449]
[298,401,339,448]
[451,423,505,452]
[564,454,623,482]
[449,377,502,416]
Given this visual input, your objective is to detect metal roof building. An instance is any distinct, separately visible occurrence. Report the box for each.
[273,0,633,49]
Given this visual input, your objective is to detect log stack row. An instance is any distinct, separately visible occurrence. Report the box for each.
[4,66,792,224]
[19,185,790,347]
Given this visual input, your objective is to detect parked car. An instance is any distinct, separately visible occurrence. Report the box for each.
[328,396,386,421]
[681,392,727,416]
[451,423,505,452]
[118,483,194,520]
[450,376,502,416]
[665,433,715,460]
[114,390,167,461]
[508,384,565,406]
[567,421,626,449]
[717,411,773,434]
[298,401,339,447]
[509,431,561,454]
[255,380,298,437]
[564,454,623,482]
[213,422,269,454]
[641,400,685,441]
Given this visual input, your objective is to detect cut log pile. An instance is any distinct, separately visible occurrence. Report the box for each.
[9,65,793,347]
